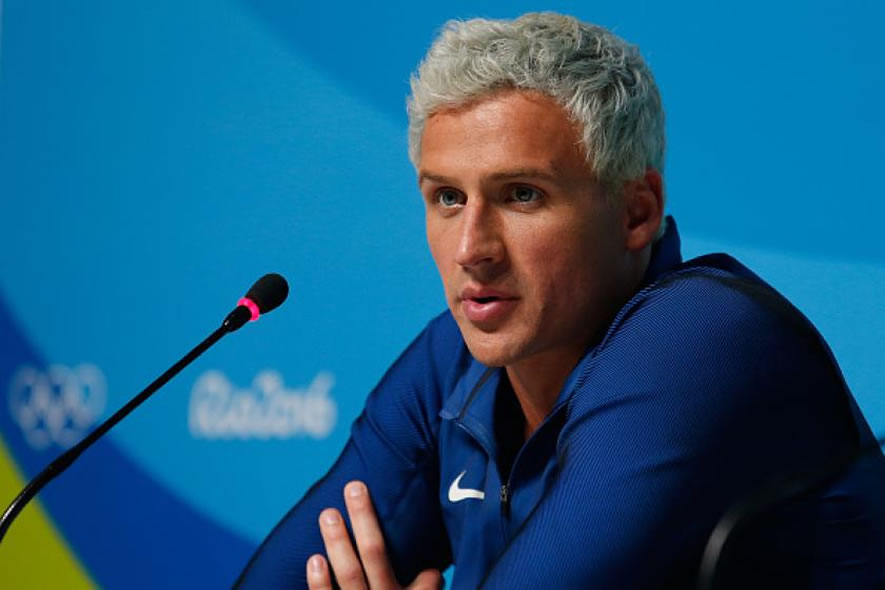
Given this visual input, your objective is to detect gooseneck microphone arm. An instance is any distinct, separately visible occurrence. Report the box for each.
[0,324,227,543]
[0,273,289,544]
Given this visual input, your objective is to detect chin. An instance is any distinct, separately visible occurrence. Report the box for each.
[465,347,510,368]
[459,327,526,368]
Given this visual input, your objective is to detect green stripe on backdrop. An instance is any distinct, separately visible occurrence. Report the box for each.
[0,438,95,588]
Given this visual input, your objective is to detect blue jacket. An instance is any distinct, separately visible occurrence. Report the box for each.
[237,219,885,588]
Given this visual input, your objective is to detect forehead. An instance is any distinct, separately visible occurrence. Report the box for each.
[418,90,592,181]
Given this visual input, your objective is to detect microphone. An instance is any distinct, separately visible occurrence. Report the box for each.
[0,273,289,543]
[223,273,289,333]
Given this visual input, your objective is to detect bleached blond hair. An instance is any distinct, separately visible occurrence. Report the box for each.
[407,12,665,207]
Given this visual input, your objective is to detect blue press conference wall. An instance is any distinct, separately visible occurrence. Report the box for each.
[0,0,882,586]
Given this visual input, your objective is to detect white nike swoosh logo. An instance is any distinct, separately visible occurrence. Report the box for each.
[448,470,485,502]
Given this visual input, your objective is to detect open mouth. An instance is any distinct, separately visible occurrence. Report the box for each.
[461,292,516,324]
[459,287,516,323]
[473,296,499,304]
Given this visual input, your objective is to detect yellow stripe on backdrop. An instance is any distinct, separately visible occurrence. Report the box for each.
[0,437,95,589]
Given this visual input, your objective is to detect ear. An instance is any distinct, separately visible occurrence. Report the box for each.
[622,168,664,252]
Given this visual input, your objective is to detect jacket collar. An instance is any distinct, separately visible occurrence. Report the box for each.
[642,215,682,288]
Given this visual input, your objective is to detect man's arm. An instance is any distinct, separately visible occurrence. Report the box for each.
[235,312,464,588]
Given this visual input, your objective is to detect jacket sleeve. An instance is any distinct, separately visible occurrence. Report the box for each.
[479,273,860,588]
[235,312,463,589]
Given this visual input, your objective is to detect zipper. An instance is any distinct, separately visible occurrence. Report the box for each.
[500,483,511,518]
[498,404,568,524]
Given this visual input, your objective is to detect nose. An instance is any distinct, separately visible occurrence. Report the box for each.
[454,198,505,271]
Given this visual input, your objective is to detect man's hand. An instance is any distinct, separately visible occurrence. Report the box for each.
[307,480,443,590]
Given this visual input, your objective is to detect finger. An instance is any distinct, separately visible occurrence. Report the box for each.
[306,554,333,590]
[408,569,443,590]
[344,481,399,589]
[318,508,367,590]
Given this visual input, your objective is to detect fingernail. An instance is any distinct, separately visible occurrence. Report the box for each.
[346,482,365,498]
[321,510,340,525]
[308,555,323,574]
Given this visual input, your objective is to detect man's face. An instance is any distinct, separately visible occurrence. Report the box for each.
[419,90,635,369]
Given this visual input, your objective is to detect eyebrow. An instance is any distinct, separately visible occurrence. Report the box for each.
[418,167,559,186]
[417,172,455,186]
[488,168,559,182]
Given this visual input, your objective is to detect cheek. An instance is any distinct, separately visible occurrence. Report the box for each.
[516,244,580,311]
[425,218,444,266]
[425,222,456,290]
[516,225,605,307]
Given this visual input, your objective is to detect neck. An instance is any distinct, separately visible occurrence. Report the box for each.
[505,346,585,438]
[506,247,653,438]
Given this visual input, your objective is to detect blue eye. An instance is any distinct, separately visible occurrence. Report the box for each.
[511,186,541,203]
[436,189,462,207]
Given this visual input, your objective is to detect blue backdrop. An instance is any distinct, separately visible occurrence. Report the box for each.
[0,1,882,586]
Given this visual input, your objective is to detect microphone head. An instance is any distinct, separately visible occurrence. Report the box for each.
[245,273,289,314]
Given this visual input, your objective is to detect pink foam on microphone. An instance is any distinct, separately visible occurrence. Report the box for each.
[238,297,260,321]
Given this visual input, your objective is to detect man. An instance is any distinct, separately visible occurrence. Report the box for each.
[237,13,885,588]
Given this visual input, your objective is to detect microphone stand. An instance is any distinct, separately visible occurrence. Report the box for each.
[696,437,885,590]
[0,306,252,543]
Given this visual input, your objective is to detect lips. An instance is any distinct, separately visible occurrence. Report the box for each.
[458,286,518,325]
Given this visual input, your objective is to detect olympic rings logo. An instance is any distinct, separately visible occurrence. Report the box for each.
[7,364,107,450]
